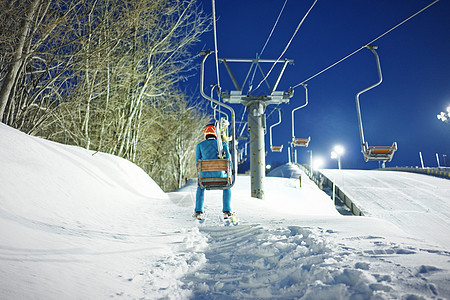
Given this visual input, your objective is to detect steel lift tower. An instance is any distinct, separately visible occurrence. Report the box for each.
[217,56,294,199]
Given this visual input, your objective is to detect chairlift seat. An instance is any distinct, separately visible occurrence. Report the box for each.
[292,137,310,147]
[197,159,232,190]
[271,145,283,152]
[363,142,397,162]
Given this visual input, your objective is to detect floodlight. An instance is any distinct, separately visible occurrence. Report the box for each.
[313,157,325,170]
[438,112,448,122]
[334,145,345,155]
[331,145,344,169]
[437,107,450,124]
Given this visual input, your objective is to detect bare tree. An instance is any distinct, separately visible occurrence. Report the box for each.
[142,95,209,191]
[43,0,209,152]
[1,0,211,191]
[0,0,92,133]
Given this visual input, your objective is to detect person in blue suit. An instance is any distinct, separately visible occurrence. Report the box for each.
[194,124,232,219]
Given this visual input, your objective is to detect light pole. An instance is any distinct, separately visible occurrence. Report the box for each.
[331,145,345,170]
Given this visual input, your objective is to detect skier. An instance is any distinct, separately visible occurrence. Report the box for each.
[194,124,232,220]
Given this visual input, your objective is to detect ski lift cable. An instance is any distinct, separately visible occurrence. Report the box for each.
[254,0,319,92]
[248,0,289,91]
[212,0,221,90]
[292,0,440,88]
[266,102,282,120]
[260,0,288,56]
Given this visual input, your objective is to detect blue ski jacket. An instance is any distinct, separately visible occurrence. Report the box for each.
[196,138,231,178]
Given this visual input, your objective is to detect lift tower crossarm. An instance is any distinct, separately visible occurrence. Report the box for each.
[218,58,294,104]
[221,59,241,91]
[218,58,294,63]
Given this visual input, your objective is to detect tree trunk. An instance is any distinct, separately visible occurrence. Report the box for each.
[0,0,41,120]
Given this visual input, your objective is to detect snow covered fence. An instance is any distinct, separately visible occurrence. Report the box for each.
[300,164,364,216]
[379,167,450,180]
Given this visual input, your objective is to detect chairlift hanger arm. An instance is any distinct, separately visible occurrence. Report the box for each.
[356,46,383,97]
[269,108,282,147]
[291,84,308,140]
[355,45,382,149]
[200,51,235,120]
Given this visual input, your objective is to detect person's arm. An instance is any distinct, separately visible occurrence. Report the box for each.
[196,143,202,163]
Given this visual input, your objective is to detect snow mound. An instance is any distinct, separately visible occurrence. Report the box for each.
[0,124,191,299]
[267,162,303,178]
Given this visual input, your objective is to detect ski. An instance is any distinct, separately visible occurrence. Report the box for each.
[222,213,238,226]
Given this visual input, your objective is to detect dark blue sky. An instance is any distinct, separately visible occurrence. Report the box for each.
[187,0,450,170]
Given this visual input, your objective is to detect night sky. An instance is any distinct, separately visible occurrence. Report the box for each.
[185,0,450,170]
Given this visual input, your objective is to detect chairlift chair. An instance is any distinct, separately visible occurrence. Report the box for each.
[292,137,310,147]
[271,146,283,152]
[291,84,310,148]
[269,108,283,152]
[355,46,398,165]
[197,159,233,190]
[364,143,397,162]
[198,51,237,190]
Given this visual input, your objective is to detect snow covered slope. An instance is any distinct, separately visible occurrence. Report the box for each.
[321,169,450,249]
[1,123,449,299]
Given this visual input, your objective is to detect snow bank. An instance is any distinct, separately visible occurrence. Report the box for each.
[0,124,201,299]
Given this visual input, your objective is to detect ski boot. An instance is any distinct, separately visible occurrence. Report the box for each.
[192,211,204,220]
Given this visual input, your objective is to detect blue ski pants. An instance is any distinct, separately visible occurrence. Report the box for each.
[195,186,231,213]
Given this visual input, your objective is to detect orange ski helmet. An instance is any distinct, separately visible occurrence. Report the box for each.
[204,124,217,138]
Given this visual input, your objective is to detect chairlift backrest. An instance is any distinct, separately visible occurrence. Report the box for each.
[197,159,232,190]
